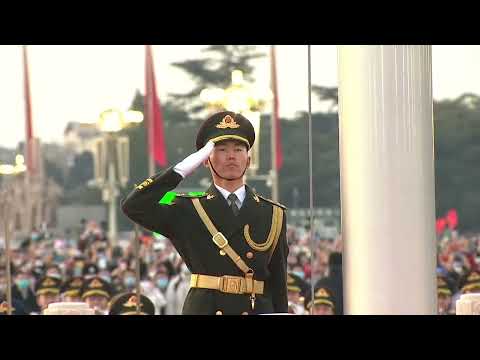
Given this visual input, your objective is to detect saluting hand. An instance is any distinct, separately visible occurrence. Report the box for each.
[173,140,215,178]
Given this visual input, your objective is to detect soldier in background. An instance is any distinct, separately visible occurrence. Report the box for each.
[34,276,62,314]
[81,276,112,315]
[304,286,336,315]
[109,292,155,315]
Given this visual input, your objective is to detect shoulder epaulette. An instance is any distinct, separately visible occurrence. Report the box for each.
[256,194,287,210]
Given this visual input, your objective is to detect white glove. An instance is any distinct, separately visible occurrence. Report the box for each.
[173,140,215,178]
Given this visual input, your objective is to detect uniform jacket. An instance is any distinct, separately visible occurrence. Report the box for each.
[121,167,289,315]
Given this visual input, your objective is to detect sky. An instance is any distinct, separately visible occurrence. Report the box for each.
[1,45,480,149]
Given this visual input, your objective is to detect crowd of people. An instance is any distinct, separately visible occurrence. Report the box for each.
[1,218,477,315]
[436,230,480,314]
[0,219,189,315]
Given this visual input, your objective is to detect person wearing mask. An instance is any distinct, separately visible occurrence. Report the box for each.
[137,264,167,315]
[165,262,191,315]
[12,270,39,314]
[0,271,27,315]
[45,264,62,279]
[153,269,170,294]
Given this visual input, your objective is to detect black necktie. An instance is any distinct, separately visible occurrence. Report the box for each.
[228,193,240,216]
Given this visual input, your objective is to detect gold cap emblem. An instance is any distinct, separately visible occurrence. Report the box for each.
[90,278,103,288]
[315,288,330,298]
[124,295,143,309]
[216,115,240,129]
[43,278,56,287]
[71,279,83,288]
[0,301,15,313]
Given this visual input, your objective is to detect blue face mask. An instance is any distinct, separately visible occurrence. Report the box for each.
[16,279,30,290]
[73,267,83,277]
[100,275,112,283]
[124,276,136,288]
[156,278,168,289]
[293,271,305,280]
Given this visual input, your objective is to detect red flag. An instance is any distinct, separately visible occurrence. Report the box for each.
[446,209,458,230]
[23,45,35,174]
[145,45,167,167]
[270,45,283,170]
[436,217,447,235]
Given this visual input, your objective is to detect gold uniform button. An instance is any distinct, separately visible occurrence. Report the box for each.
[246,252,254,259]
[241,311,249,315]
[216,310,223,315]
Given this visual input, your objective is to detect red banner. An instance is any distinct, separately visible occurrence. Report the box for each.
[145,45,167,167]
[446,209,458,230]
[23,45,35,174]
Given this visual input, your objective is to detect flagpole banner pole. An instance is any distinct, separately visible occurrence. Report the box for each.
[270,45,282,202]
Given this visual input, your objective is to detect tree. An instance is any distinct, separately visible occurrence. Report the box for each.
[312,85,338,113]
[434,94,480,231]
[169,45,266,114]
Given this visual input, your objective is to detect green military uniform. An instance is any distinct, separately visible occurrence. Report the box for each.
[36,276,62,297]
[461,271,480,294]
[81,276,112,300]
[61,277,84,299]
[122,111,289,315]
[304,286,336,314]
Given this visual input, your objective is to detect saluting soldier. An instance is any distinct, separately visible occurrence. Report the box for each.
[122,111,289,315]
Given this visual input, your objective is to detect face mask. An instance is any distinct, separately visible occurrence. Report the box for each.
[100,275,112,283]
[16,279,30,290]
[73,267,83,277]
[98,258,107,270]
[453,264,463,274]
[156,278,168,289]
[124,276,136,288]
[293,271,305,280]
[47,272,62,279]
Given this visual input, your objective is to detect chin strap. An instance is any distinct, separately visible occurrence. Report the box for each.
[208,159,247,181]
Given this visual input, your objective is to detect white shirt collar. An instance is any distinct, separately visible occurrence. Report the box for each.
[214,183,246,207]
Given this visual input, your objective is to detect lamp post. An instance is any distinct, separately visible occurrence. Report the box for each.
[93,109,142,246]
[0,154,27,315]
[200,69,273,183]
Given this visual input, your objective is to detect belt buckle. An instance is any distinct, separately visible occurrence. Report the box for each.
[212,232,228,249]
[220,276,243,294]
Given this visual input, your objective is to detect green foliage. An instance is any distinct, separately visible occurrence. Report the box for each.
[169,45,266,114]
[434,94,480,231]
